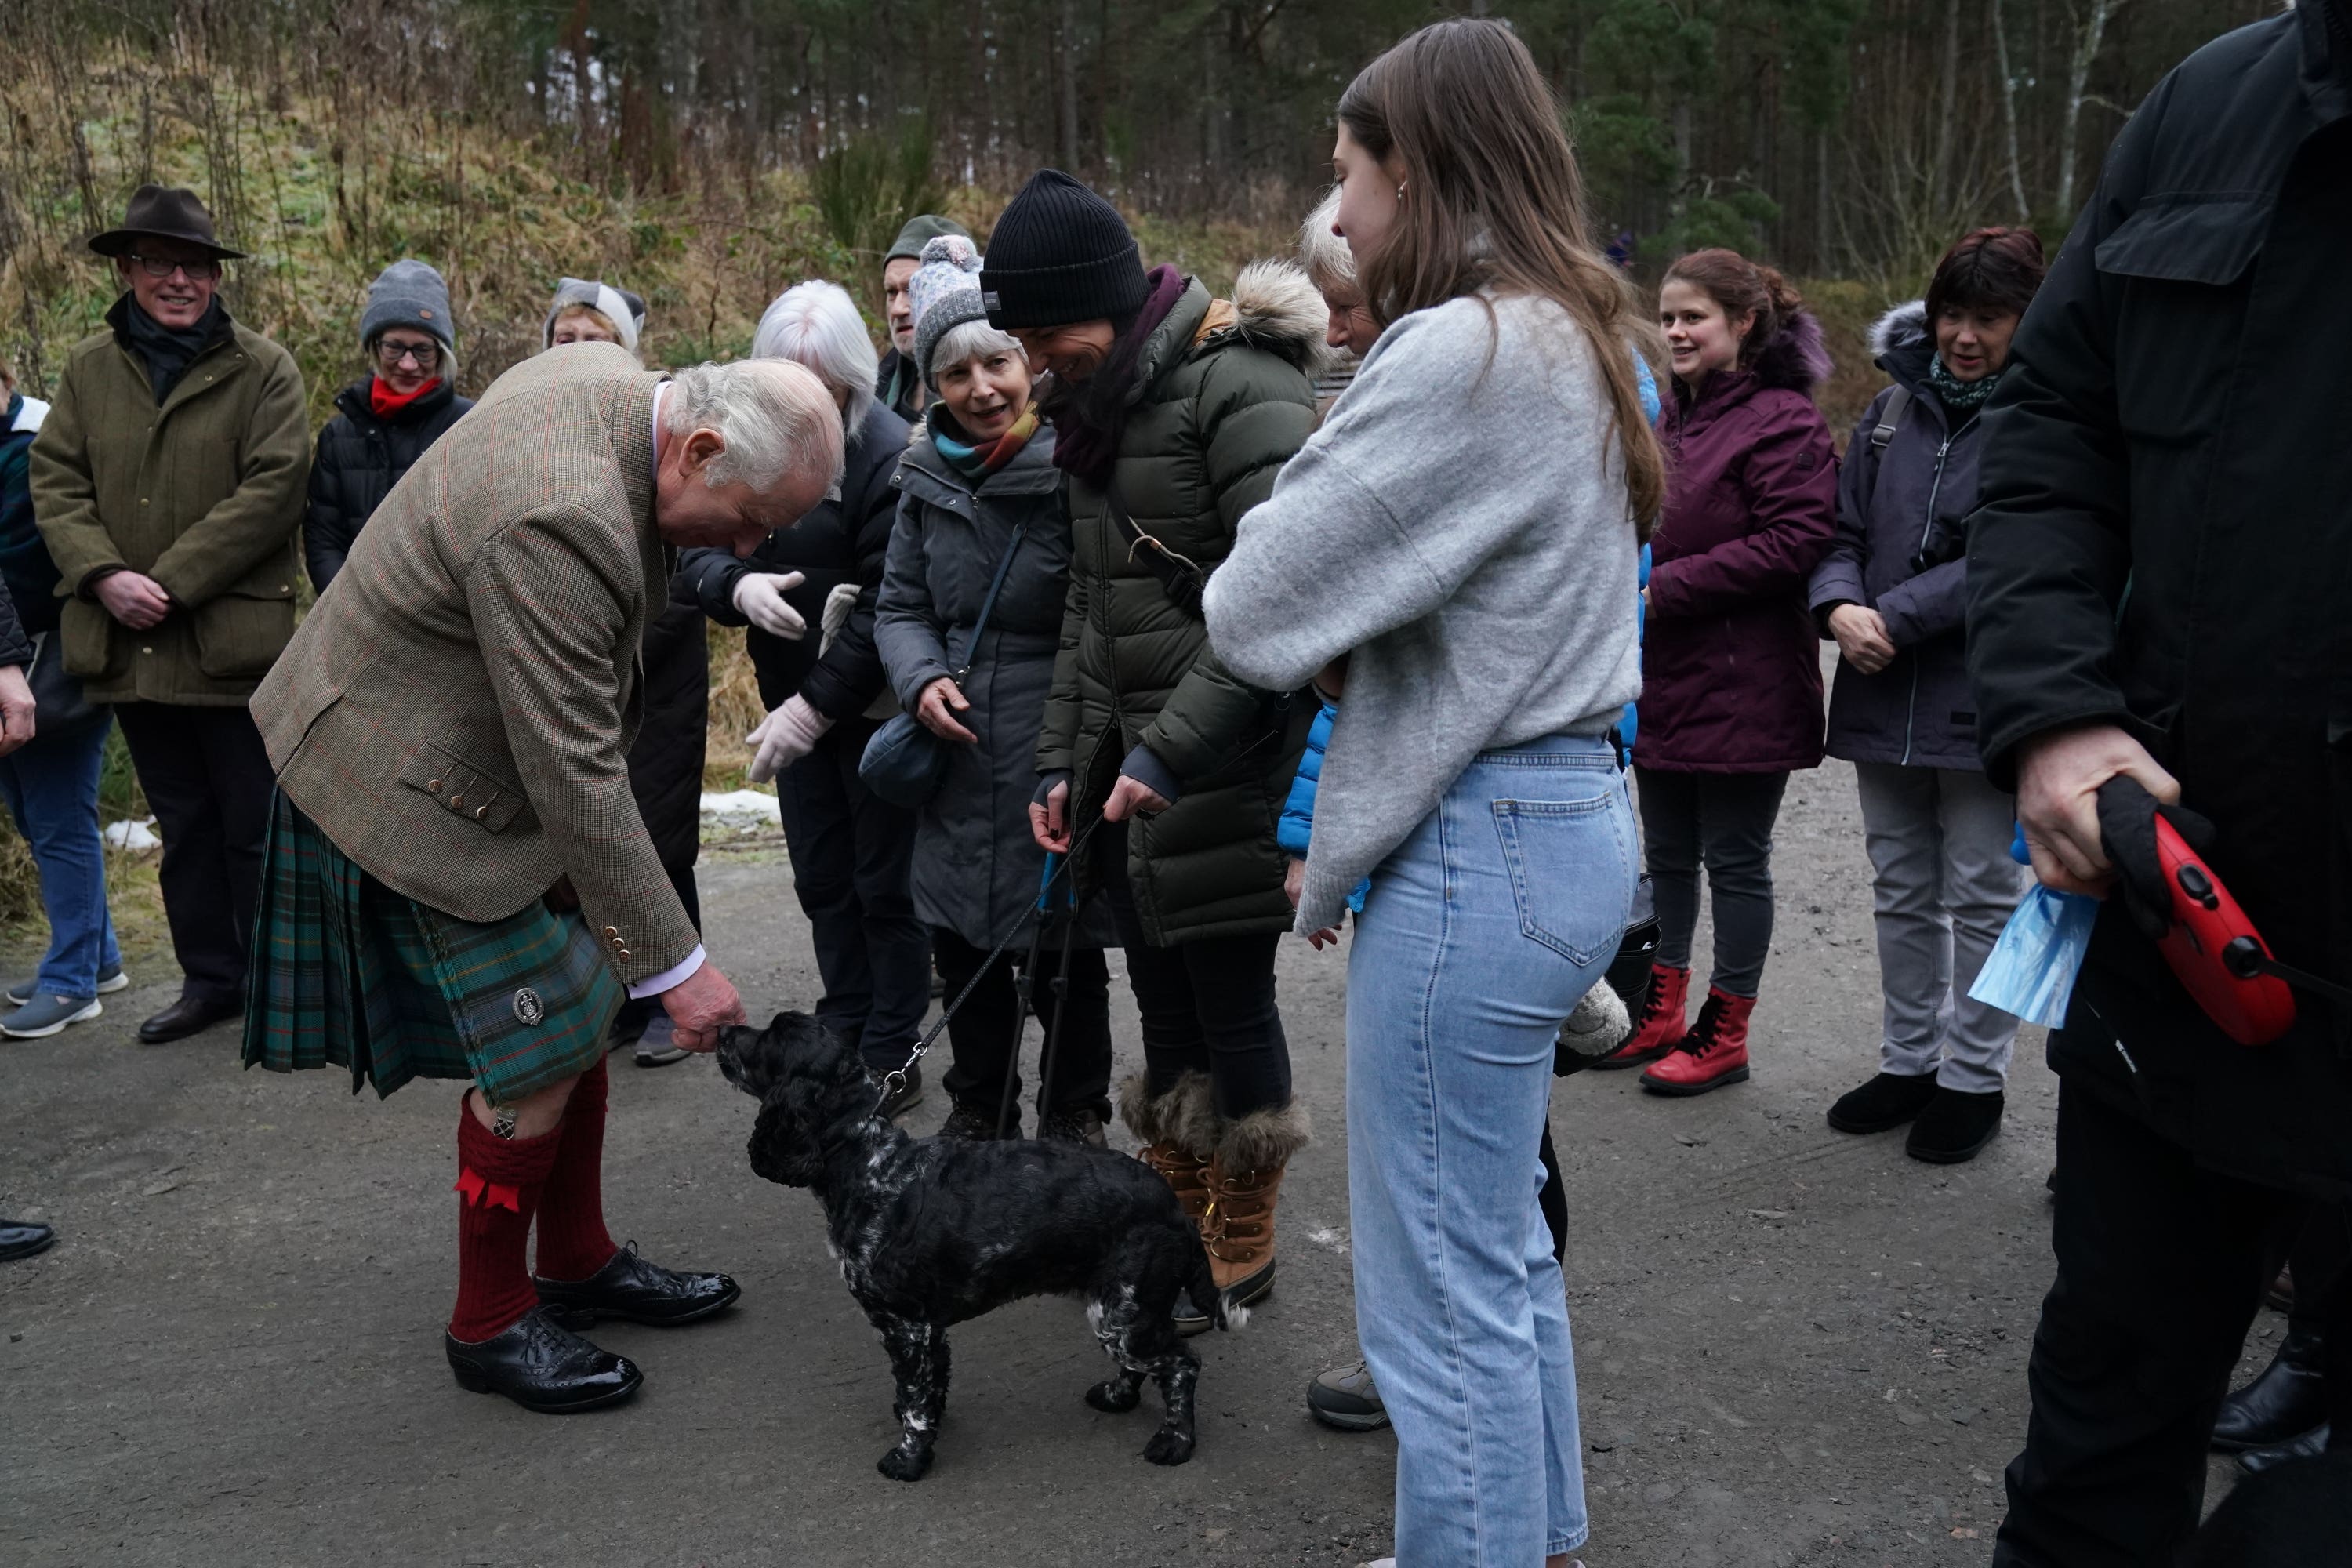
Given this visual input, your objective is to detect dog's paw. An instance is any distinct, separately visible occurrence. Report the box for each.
[877,1444,934,1483]
[1141,1428,1196,1467]
[1086,1379,1142,1414]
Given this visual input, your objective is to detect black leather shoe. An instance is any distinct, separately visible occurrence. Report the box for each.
[0,1218,56,1261]
[445,1306,642,1413]
[2213,1328,2330,1452]
[137,993,242,1045]
[535,1240,740,1328]
[1826,1071,1940,1134]
[1905,1087,2004,1164]
[2239,1421,2332,1475]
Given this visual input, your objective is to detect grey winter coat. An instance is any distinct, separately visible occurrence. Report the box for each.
[876,419,1116,951]
[1809,301,1987,771]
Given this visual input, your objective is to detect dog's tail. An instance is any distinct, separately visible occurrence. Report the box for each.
[1192,1240,1244,1332]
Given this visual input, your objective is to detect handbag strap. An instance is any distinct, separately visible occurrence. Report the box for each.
[951,521,1029,682]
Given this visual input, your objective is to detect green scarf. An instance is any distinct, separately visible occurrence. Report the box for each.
[1927,354,2002,414]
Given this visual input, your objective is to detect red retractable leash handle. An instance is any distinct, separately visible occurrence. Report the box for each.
[2094,778,2352,1046]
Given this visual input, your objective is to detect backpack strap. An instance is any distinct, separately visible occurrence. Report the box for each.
[1870,384,1914,452]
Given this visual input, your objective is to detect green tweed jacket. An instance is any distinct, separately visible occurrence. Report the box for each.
[252,343,695,987]
[31,297,310,705]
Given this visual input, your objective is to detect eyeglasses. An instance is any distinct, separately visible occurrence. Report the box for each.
[125,253,220,281]
[374,339,441,369]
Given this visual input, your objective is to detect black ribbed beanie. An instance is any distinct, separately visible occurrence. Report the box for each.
[980,169,1147,329]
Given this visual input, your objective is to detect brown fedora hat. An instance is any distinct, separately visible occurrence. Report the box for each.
[88,184,247,262]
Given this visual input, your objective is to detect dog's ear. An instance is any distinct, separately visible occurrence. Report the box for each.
[748,1097,822,1188]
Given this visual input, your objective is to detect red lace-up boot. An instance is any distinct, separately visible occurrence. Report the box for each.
[1592,964,1690,1070]
[1639,987,1755,1096]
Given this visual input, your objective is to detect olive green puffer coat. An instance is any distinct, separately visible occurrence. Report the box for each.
[1040,264,1324,945]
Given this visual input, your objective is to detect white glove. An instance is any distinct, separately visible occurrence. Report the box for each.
[746,695,834,783]
[817,581,862,655]
[732,571,808,640]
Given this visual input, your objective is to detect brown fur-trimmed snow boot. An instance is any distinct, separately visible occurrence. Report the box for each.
[1203,1099,1312,1320]
[1119,1070,1219,1232]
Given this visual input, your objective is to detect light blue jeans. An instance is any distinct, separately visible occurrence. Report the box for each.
[1349,734,1635,1565]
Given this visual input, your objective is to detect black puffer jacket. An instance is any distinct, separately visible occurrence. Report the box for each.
[1965,0,2352,1196]
[674,397,911,717]
[303,377,474,591]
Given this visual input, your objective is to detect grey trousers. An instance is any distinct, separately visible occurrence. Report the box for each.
[1853,762,2025,1093]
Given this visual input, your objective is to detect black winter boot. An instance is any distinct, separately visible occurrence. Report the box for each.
[2212,1327,2331,1453]
[1826,1070,1940,1134]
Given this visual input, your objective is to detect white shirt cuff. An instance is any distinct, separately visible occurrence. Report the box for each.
[625,944,706,1000]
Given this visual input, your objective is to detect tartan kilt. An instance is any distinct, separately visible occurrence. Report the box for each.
[241,790,622,1104]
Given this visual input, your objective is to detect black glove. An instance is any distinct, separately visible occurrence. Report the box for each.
[2094,776,2217,942]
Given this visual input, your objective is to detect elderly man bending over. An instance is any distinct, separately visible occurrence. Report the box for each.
[245,343,841,1414]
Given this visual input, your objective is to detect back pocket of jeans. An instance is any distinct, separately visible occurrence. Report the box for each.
[1493,793,1632,965]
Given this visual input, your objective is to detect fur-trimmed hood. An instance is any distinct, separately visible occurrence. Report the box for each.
[1203,260,1333,380]
[1748,306,1835,394]
[1867,299,1936,394]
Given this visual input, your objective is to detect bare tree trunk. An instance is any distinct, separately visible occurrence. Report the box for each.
[1670,95,1693,220]
[1057,0,1078,172]
[1816,125,1832,274]
[1991,0,2032,222]
[2053,0,2122,220]
[1933,0,1960,212]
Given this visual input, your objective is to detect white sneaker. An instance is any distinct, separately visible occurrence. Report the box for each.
[7,964,126,1006]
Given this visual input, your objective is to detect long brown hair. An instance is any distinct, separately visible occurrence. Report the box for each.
[1338,19,1666,532]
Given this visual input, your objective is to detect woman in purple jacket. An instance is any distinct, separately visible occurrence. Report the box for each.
[1809,228,2045,1163]
[1600,249,1837,1096]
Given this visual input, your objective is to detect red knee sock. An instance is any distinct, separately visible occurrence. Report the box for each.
[448,1096,563,1343]
[533,1056,618,1284]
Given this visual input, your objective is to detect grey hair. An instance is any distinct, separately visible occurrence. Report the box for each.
[927,318,1023,380]
[1299,188,1357,297]
[752,280,878,441]
[663,358,845,494]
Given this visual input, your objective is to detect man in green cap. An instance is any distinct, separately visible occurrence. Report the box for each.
[875,213,968,421]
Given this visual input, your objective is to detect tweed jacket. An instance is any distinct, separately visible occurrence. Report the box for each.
[31,296,310,705]
[252,343,695,986]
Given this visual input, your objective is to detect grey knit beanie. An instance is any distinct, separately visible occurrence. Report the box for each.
[360,259,455,352]
[909,234,992,395]
[886,213,971,266]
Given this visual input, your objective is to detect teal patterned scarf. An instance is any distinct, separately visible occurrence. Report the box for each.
[1928,354,2002,414]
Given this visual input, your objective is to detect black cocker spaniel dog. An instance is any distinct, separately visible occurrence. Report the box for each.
[717,1012,1232,1481]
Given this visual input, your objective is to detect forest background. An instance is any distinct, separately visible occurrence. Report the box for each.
[0,0,2275,927]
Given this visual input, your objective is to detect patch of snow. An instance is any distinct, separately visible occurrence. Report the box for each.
[103,818,160,851]
[700,789,780,834]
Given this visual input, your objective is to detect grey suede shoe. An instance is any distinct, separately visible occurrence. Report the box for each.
[2,995,102,1040]
[8,964,125,1006]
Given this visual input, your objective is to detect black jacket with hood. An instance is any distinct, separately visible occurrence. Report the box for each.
[1964,1,2352,1196]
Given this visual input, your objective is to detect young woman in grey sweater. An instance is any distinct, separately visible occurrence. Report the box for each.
[1204,21,1663,1568]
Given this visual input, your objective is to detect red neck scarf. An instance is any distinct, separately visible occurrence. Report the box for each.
[368,375,443,421]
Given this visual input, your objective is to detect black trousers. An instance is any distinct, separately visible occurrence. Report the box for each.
[1994,1081,2352,1566]
[934,927,1113,1122]
[114,702,273,1006]
[1097,819,1291,1122]
[1537,1121,1566,1265]
[775,717,929,1073]
[613,863,702,1036]
[1634,767,1789,997]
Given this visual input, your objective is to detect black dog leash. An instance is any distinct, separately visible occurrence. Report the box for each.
[874,813,1104,1117]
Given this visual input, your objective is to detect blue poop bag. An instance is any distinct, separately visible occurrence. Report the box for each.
[1969,825,2100,1026]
